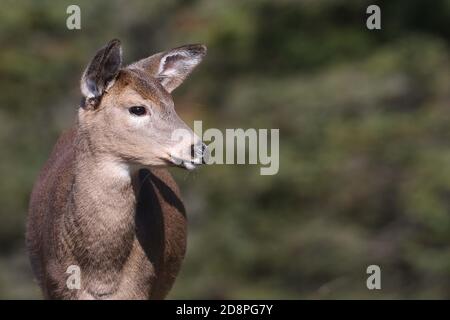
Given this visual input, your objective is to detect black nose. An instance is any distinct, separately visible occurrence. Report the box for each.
[191,143,208,164]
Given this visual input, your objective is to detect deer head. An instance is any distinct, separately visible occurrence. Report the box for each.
[78,39,207,170]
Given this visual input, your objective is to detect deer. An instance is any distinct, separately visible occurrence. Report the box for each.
[26,39,208,299]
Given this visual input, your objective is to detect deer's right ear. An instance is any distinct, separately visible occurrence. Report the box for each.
[80,39,122,109]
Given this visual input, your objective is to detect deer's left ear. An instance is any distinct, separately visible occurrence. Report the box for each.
[80,39,122,108]
[129,44,207,93]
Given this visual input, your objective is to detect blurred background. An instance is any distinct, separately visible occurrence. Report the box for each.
[0,0,449,299]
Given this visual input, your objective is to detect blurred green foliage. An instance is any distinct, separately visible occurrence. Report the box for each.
[0,0,449,299]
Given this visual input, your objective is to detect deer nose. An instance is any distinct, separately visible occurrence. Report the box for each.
[191,143,208,164]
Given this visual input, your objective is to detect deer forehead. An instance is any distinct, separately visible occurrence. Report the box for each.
[107,69,174,110]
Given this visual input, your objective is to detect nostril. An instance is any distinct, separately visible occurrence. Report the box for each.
[190,144,196,159]
[201,143,208,164]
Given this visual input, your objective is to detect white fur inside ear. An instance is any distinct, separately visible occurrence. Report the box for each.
[158,51,200,77]
[80,74,96,99]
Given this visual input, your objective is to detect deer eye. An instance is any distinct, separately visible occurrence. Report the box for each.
[129,106,147,116]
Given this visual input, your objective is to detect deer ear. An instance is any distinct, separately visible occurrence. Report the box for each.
[80,39,122,108]
[129,44,206,93]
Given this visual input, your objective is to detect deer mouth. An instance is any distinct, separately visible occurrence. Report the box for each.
[168,155,201,170]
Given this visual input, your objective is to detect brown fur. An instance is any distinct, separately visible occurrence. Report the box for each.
[26,40,206,299]
[27,127,187,299]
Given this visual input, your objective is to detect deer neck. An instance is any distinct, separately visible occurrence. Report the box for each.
[67,128,141,263]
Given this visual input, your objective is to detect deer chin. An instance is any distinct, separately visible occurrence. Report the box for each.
[182,161,197,171]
